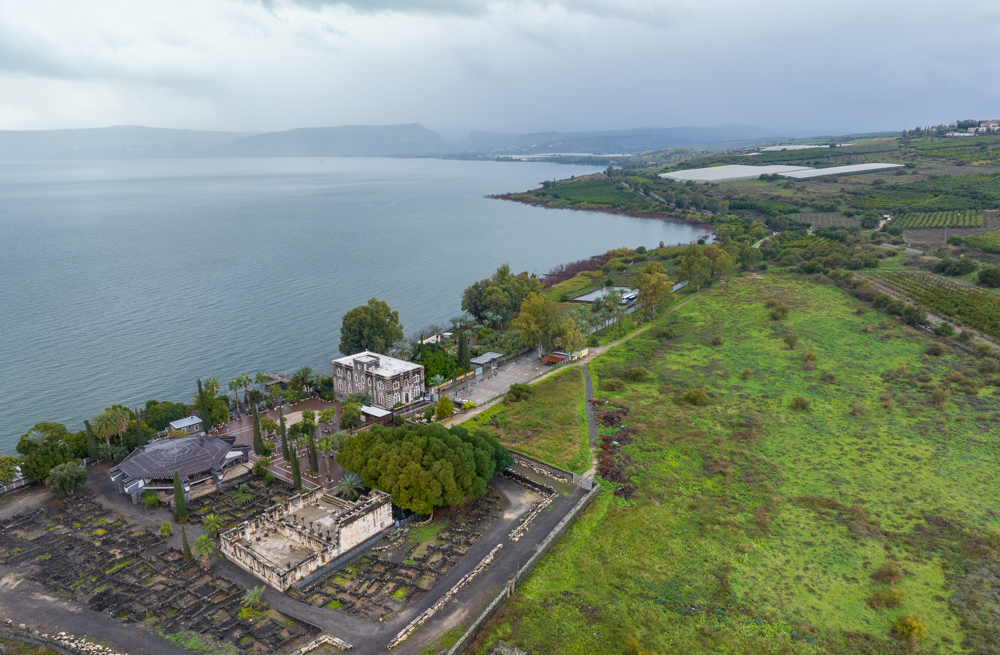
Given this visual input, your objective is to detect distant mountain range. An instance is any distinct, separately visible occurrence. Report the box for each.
[0,123,817,160]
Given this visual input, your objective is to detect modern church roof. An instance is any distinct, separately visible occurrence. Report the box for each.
[113,435,234,480]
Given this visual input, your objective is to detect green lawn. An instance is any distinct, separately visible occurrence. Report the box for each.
[475,274,1000,654]
[471,366,588,473]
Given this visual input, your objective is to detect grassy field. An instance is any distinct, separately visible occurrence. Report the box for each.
[470,366,589,473]
[473,274,1000,655]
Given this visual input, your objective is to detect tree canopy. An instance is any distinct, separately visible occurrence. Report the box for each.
[336,423,513,514]
[339,298,404,355]
[636,261,673,321]
[143,400,187,432]
[512,292,570,354]
[0,455,20,485]
[413,342,458,381]
[20,440,75,482]
[45,461,87,497]
[461,264,542,327]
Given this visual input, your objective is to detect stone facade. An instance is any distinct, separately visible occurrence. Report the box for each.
[332,351,424,410]
[219,488,393,590]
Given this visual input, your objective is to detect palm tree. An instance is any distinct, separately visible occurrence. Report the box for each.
[333,472,364,501]
[242,585,266,610]
[92,411,118,449]
[204,377,220,399]
[192,535,215,570]
[23,428,48,447]
[228,378,242,413]
[307,370,324,396]
[239,373,252,406]
[111,407,130,446]
[292,366,314,393]
[255,372,268,394]
[202,514,223,537]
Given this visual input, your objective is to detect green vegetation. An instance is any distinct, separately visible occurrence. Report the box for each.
[477,274,1000,654]
[165,630,239,655]
[0,638,63,655]
[894,210,982,228]
[339,297,404,356]
[519,178,663,213]
[473,366,588,472]
[337,423,513,514]
[965,228,1000,253]
[44,461,87,497]
[875,271,1000,338]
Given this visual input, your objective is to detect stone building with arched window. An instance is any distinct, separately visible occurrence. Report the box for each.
[332,351,424,410]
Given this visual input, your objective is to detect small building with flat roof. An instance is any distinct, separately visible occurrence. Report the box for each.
[168,415,203,434]
[360,405,393,426]
[332,351,424,410]
[470,352,504,371]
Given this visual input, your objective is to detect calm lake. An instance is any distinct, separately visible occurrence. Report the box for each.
[0,157,706,452]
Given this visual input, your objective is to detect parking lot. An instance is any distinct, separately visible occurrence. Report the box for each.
[443,353,546,406]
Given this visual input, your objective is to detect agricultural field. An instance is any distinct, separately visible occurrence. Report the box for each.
[780,235,838,250]
[965,229,1000,253]
[470,366,589,473]
[473,275,1000,655]
[519,179,663,213]
[894,210,983,228]
[873,271,1000,338]
[797,213,858,229]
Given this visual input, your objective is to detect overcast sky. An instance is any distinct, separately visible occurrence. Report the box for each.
[1,0,998,136]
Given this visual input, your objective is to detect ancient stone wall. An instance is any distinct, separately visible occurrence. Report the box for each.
[337,492,392,551]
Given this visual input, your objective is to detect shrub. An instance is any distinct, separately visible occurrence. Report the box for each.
[423,407,434,421]
[872,560,904,584]
[790,396,811,411]
[763,298,779,308]
[506,383,534,404]
[891,615,928,645]
[587,335,600,347]
[956,330,973,343]
[820,370,835,383]
[252,456,271,478]
[601,378,627,392]
[740,368,753,380]
[620,366,649,382]
[682,388,711,406]
[933,322,955,337]
[783,333,799,349]
[462,401,475,410]
[930,387,951,410]
[141,490,161,510]
[849,401,868,417]
[803,359,817,371]
[924,343,944,356]
[769,304,790,320]
[709,335,724,346]
[160,522,172,537]
[868,587,906,609]
[434,397,454,421]
[978,359,998,374]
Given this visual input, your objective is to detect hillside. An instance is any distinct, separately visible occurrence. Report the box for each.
[474,274,1000,654]
[210,123,454,157]
[0,125,249,160]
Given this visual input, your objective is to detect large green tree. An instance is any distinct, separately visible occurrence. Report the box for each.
[461,264,542,327]
[144,400,187,432]
[251,404,265,456]
[45,462,87,497]
[337,423,513,514]
[339,298,404,355]
[457,329,470,371]
[20,440,74,483]
[512,292,565,355]
[636,261,673,321]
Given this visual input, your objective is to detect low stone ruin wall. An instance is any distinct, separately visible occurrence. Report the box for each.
[444,484,602,655]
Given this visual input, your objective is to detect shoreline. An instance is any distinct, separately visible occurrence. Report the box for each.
[488,192,716,231]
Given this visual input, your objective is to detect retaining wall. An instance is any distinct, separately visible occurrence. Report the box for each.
[445,484,602,655]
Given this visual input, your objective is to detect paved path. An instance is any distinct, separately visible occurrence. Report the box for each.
[581,364,599,482]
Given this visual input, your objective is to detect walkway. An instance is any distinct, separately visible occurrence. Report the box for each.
[581,364,598,481]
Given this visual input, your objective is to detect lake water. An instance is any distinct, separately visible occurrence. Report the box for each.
[0,157,706,453]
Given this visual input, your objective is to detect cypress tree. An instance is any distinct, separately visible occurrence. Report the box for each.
[251,404,264,456]
[308,433,319,475]
[279,410,290,463]
[197,379,212,432]
[290,445,302,490]
[457,329,470,372]
[173,471,188,522]
[181,524,192,561]
[133,409,146,447]
[84,420,98,462]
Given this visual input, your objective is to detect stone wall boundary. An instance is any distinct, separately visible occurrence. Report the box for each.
[445,484,601,655]
[0,624,114,655]
[509,450,572,484]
